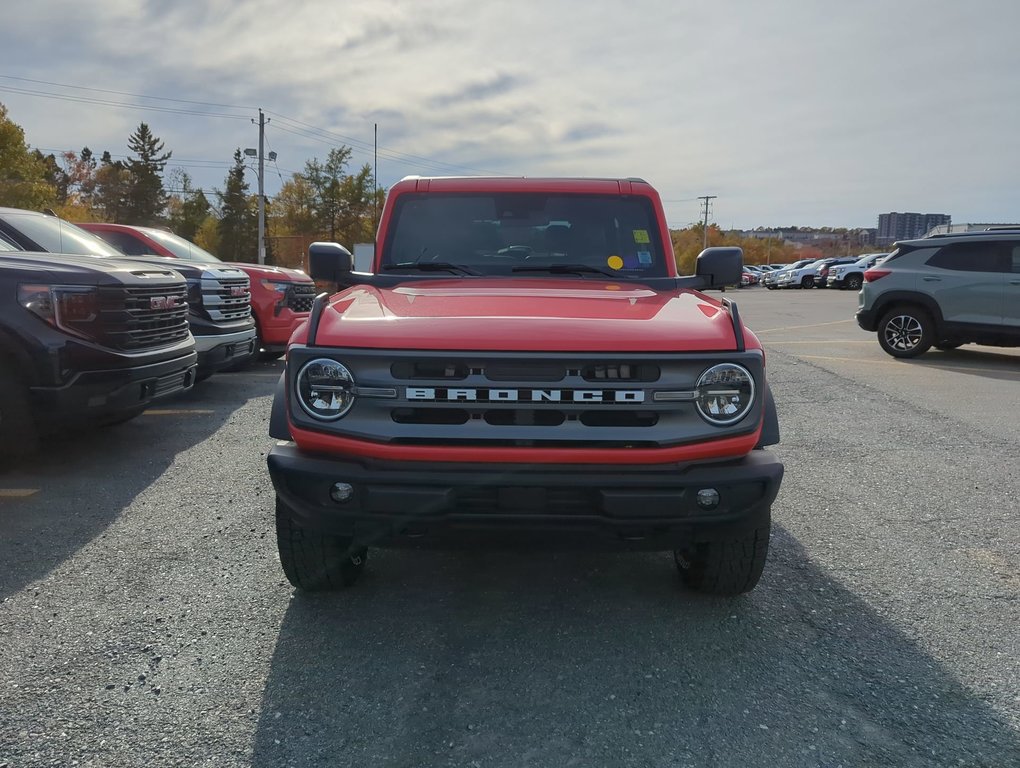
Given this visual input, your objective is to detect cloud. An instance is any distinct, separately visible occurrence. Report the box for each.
[3,0,1020,226]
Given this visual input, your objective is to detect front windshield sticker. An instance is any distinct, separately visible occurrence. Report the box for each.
[633,229,650,244]
[607,255,624,270]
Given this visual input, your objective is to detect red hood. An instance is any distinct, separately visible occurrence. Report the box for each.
[300,279,754,352]
[225,262,311,282]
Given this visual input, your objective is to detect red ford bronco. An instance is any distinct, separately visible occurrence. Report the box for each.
[267,177,783,595]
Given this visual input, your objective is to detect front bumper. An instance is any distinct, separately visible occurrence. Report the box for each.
[267,444,784,550]
[194,328,258,375]
[29,351,198,424]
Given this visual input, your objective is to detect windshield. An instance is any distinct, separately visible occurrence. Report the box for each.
[382,192,668,278]
[0,212,123,258]
[142,227,223,263]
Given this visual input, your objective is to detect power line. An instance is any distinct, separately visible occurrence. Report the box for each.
[7,74,506,178]
[0,85,251,120]
[0,74,255,111]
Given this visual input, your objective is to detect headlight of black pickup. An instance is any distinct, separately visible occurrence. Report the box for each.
[18,284,100,340]
[296,358,356,420]
[695,363,755,426]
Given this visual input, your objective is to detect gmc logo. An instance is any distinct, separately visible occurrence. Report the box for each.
[150,296,180,310]
[406,388,645,404]
[230,286,248,297]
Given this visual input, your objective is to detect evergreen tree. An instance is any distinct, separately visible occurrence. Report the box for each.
[217,149,257,261]
[124,122,171,224]
[94,151,132,223]
[166,170,211,242]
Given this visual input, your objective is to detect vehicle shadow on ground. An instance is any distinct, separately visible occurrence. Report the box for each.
[0,374,265,600]
[901,347,1020,382]
[250,528,1018,768]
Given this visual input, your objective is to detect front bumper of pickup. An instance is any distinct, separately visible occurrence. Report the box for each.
[193,328,258,376]
[267,444,784,551]
[29,351,198,425]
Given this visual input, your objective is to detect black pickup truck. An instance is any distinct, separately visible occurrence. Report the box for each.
[0,208,256,379]
[0,244,198,456]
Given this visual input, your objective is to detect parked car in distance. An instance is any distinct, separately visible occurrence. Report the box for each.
[827,253,889,290]
[77,223,316,360]
[814,257,859,289]
[772,258,820,289]
[0,248,197,456]
[0,209,256,379]
[856,231,1020,357]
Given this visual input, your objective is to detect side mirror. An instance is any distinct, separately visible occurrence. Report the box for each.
[695,247,743,288]
[308,242,353,282]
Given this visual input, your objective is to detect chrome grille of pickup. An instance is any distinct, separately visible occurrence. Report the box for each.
[97,283,190,351]
[286,283,316,313]
[202,276,251,322]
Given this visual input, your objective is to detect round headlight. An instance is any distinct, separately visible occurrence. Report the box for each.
[695,363,755,426]
[296,358,356,420]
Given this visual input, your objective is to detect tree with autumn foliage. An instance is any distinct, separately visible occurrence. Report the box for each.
[670,224,800,274]
[0,102,56,210]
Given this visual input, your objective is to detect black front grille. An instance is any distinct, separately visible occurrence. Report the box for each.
[98,284,191,351]
[286,284,316,313]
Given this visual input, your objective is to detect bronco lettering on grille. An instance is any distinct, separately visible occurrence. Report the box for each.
[406,388,645,403]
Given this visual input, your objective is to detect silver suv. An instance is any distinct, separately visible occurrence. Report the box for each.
[856,231,1020,357]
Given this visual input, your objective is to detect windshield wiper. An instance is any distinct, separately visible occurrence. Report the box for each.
[512,263,622,279]
[382,262,480,276]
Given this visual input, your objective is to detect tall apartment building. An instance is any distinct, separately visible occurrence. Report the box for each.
[877,212,951,244]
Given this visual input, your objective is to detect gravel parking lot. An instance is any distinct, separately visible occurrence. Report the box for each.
[2,289,1018,768]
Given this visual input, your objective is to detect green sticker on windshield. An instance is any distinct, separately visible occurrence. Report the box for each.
[633,229,650,244]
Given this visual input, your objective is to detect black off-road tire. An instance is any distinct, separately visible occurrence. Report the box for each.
[275,496,367,591]
[845,273,863,290]
[674,522,770,596]
[877,306,934,358]
[0,367,39,459]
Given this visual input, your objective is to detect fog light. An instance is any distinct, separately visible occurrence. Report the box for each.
[330,482,354,503]
[696,488,720,510]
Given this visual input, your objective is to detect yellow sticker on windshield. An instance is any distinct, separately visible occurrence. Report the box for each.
[633,229,650,244]
[607,255,624,270]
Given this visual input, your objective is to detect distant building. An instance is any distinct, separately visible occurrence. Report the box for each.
[877,212,951,244]
[924,222,1020,237]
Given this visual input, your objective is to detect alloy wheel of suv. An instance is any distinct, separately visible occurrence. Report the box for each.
[878,307,933,358]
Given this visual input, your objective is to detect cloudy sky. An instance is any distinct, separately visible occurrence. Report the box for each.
[2,0,1018,229]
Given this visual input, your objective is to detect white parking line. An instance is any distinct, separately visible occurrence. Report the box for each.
[142,409,216,415]
[0,489,40,498]
[755,319,855,334]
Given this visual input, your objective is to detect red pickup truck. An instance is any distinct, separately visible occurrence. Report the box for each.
[267,177,783,595]
[77,223,316,358]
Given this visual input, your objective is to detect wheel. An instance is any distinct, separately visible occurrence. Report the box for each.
[800,276,814,288]
[935,341,962,351]
[275,496,367,591]
[0,367,39,459]
[877,306,934,358]
[674,521,770,596]
[845,273,863,290]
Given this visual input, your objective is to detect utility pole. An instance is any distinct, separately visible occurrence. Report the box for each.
[698,195,717,249]
[254,108,268,265]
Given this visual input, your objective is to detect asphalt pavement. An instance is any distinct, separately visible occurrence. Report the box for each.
[1,287,1017,768]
